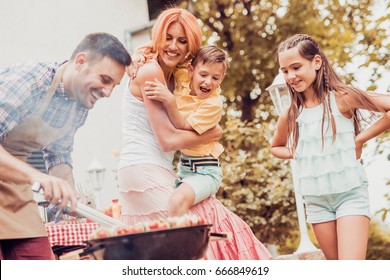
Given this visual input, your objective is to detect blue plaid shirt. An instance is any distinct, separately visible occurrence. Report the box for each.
[0,62,89,170]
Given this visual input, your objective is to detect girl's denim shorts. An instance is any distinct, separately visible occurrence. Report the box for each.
[303,184,371,224]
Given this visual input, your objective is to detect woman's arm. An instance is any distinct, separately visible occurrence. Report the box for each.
[270,108,294,159]
[132,63,222,152]
[144,79,193,130]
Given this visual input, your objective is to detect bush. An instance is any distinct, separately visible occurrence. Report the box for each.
[217,117,298,245]
[367,221,390,260]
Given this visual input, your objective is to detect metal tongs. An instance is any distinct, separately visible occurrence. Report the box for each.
[32,182,126,228]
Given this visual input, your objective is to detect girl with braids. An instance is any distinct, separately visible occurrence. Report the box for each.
[271,34,390,259]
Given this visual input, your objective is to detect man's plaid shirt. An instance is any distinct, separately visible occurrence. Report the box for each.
[0,62,89,170]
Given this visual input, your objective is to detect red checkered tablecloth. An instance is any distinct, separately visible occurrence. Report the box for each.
[45,221,100,246]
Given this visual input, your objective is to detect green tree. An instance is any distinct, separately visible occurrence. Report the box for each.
[374,130,390,222]
[367,221,390,259]
[189,0,388,122]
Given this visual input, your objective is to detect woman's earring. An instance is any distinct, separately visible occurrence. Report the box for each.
[184,53,193,60]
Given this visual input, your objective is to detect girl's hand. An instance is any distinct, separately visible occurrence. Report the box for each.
[145,79,175,107]
[355,135,364,159]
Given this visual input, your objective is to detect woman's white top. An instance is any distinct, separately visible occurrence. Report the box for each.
[118,78,174,170]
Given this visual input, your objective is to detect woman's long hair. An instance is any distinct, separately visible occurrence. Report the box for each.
[276,34,381,151]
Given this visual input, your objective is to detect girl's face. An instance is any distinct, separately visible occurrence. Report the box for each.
[189,62,225,99]
[278,46,321,94]
[158,21,189,70]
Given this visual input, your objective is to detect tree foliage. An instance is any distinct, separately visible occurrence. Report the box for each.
[366,221,390,260]
[218,115,298,244]
[188,0,388,122]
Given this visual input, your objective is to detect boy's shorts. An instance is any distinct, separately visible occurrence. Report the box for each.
[303,184,371,224]
[175,156,222,204]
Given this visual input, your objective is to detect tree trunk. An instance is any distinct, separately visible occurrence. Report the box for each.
[241,92,254,122]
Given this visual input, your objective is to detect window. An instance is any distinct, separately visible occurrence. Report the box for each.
[148,0,183,20]
[27,151,47,173]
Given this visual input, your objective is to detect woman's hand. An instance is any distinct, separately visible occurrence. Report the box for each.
[145,79,176,107]
[206,125,223,141]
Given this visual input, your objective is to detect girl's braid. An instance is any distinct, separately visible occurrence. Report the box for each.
[323,55,337,143]
[322,57,333,117]
[288,34,319,49]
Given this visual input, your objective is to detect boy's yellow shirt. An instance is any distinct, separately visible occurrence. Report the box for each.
[174,67,224,158]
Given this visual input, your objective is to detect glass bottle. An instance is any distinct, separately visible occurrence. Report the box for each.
[111,199,121,220]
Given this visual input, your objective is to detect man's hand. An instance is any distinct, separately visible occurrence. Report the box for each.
[65,193,88,217]
[33,174,78,211]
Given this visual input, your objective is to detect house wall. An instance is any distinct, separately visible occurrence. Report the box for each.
[0,0,152,209]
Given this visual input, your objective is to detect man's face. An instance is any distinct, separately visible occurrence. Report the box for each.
[69,54,125,109]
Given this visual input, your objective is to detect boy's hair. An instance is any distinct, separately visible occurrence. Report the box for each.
[277,34,381,150]
[191,45,229,71]
[71,32,131,66]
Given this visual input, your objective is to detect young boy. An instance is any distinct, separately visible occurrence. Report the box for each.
[145,45,228,216]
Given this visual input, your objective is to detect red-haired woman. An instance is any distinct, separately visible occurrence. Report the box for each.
[117,7,271,260]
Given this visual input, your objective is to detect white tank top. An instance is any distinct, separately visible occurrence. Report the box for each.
[118,78,174,170]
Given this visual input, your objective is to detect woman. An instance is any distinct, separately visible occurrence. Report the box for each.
[117,7,271,260]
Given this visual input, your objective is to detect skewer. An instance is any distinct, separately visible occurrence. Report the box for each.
[76,182,85,195]
[75,203,125,228]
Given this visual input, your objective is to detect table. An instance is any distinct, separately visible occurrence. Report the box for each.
[45,220,100,246]
[45,220,100,258]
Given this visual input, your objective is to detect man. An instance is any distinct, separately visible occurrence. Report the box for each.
[0,32,131,259]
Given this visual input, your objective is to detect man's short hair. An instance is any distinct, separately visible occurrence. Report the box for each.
[71,32,131,66]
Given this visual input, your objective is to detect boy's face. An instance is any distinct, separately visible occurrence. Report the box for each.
[189,62,225,99]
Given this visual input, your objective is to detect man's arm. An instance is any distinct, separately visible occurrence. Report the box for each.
[49,163,88,207]
[0,65,77,209]
[49,164,75,188]
[42,127,83,207]
[0,145,78,210]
